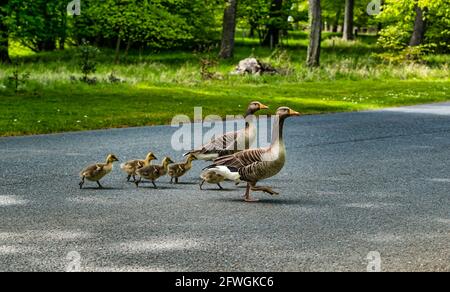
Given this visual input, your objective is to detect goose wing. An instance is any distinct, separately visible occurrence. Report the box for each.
[81,163,104,177]
[213,148,266,169]
[187,130,242,156]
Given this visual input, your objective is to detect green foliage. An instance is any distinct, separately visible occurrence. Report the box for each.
[77,41,100,83]
[6,0,67,51]
[239,0,299,44]
[378,0,450,53]
[5,62,30,93]
[72,0,221,49]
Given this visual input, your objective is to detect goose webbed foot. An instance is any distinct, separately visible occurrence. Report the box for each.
[252,186,279,196]
[135,179,142,188]
[243,183,260,203]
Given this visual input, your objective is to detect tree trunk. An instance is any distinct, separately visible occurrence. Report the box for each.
[409,4,427,47]
[219,0,238,59]
[343,0,354,40]
[307,0,322,68]
[124,40,131,59]
[0,3,11,64]
[114,36,121,64]
[332,5,342,33]
[262,0,283,48]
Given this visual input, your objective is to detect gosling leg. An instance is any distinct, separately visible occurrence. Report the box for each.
[217,183,224,190]
[170,177,174,184]
[79,176,85,189]
[244,182,259,202]
[152,180,157,189]
[126,175,132,182]
[200,180,205,190]
[132,175,136,182]
[135,178,142,188]
[175,178,179,184]
[96,181,104,189]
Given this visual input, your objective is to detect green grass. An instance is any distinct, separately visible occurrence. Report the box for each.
[0,34,449,136]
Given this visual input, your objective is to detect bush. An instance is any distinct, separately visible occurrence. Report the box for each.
[78,41,100,84]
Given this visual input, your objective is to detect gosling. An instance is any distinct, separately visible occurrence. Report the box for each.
[79,154,119,189]
[200,165,241,190]
[120,152,158,182]
[135,157,174,189]
[168,154,197,184]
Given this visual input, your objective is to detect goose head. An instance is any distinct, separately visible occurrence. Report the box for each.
[186,154,198,163]
[247,101,269,115]
[276,107,300,120]
[106,154,119,163]
[162,157,175,165]
[145,152,158,162]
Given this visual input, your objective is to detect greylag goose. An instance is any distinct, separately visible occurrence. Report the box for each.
[210,107,300,202]
[135,157,174,189]
[79,154,119,189]
[120,152,157,182]
[168,154,197,184]
[184,101,269,161]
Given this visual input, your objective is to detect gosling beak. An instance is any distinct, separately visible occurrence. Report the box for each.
[259,103,269,110]
[153,155,158,160]
[289,109,300,116]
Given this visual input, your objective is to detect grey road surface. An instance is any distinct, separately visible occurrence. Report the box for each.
[1,103,449,272]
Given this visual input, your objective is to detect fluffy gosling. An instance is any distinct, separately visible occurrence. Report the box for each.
[135,157,174,189]
[79,154,119,189]
[120,152,158,182]
[168,154,197,184]
[200,165,241,190]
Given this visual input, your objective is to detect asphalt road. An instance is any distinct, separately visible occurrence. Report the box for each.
[1,103,449,272]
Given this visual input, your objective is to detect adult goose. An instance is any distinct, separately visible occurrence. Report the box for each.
[211,107,300,202]
[184,101,269,161]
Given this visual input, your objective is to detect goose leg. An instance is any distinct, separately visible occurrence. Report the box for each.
[217,183,224,190]
[96,181,104,189]
[79,176,85,189]
[200,180,205,190]
[251,185,279,196]
[244,182,259,202]
[170,177,174,184]
[152,180,157,189]
[132,175,136,182]
[126,175,132,182]
[175,178,179,184]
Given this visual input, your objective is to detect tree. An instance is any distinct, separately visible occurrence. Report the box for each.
[409,3,427,46]
[377,0,450,53]
[7,0,68,52]
[307,0,321,67]
[262,0,283,48]
[220,0,238,59]
[343,0,354,40]
[0,0,11,64]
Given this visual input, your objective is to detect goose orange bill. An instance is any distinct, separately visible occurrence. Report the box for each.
[289,109,300,116]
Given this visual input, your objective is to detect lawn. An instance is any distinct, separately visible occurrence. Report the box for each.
[0,33,449,137]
